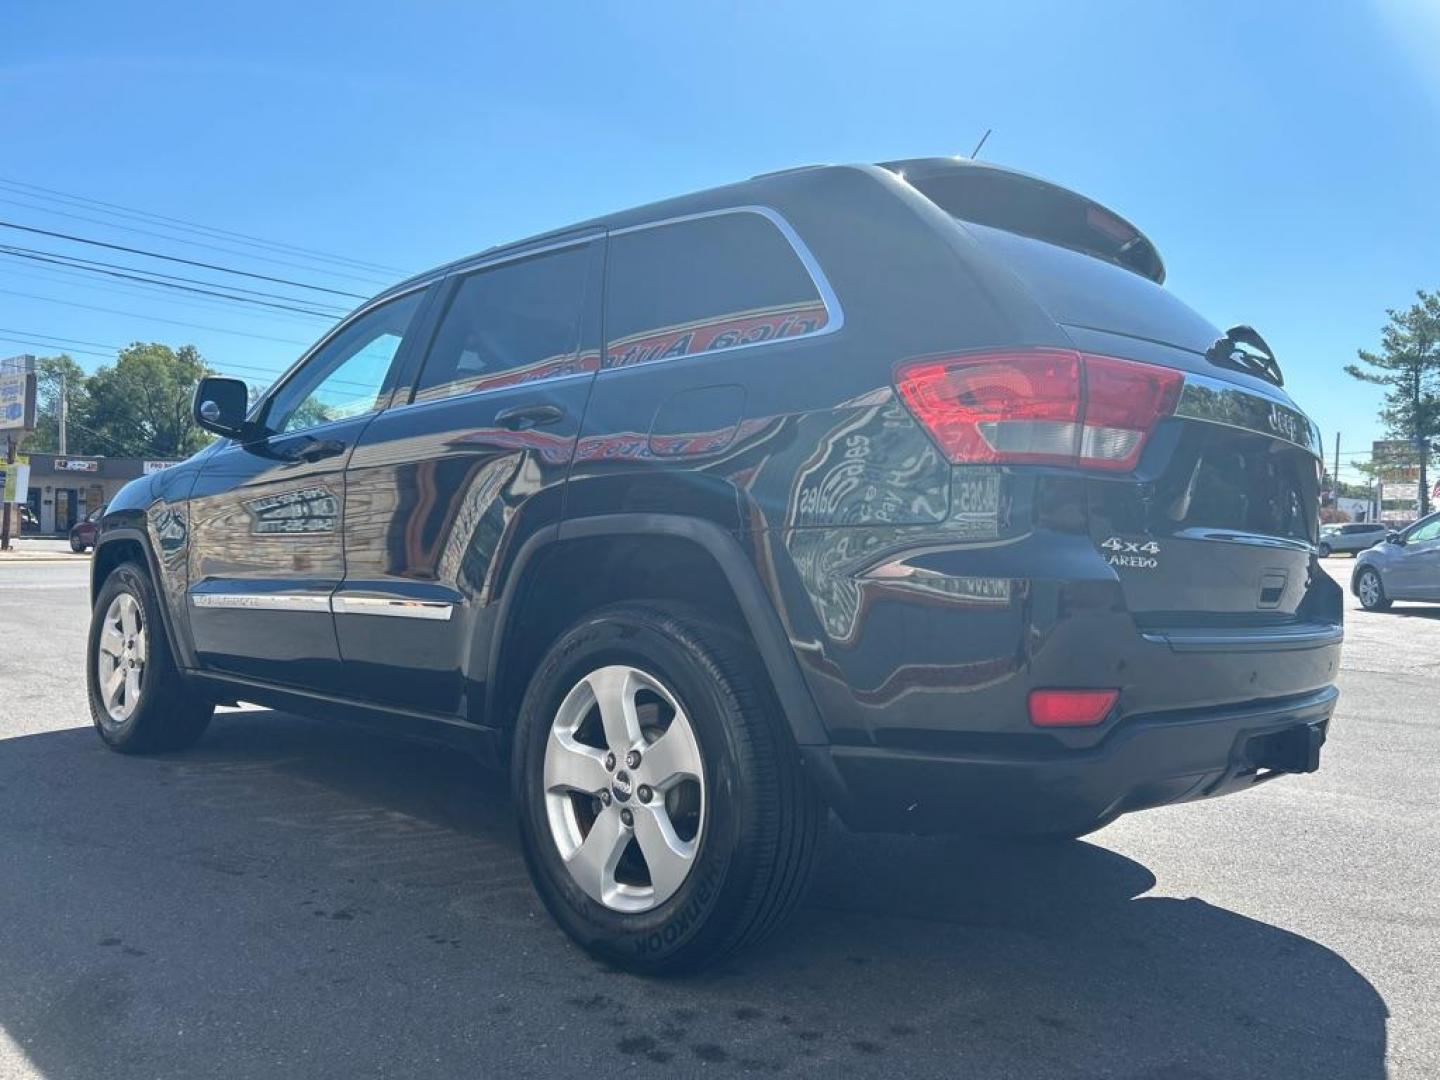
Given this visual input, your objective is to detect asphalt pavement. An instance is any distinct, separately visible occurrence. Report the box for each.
[0,557,1435,1079]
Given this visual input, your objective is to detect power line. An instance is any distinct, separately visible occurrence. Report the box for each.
[0,287,311,346]
[0,220,371,300]
[0,175,407,276]
[0,260,339,327]
[0,327,127,353]
[0,248,345,319]
[0,195,394,287]
[0,263,333,330]
[0,327,387,397]
[0,336,112,360]
[0,333,281,387]
[51,415,133,456]
[0,329,288,382]
[0,242,350,312]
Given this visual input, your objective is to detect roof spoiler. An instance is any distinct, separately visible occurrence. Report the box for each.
[882,158,1166,284]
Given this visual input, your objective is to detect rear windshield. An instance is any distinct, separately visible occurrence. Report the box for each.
[964,223,1223,357]
[1161,431,1319,545]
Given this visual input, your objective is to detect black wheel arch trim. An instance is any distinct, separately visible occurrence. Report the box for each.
[483,513,832,749]
[92,527,193,671]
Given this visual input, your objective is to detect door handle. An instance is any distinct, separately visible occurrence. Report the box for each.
[290,437,347,463]
[495,404,564,431]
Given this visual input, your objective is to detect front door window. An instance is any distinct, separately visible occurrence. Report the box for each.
[263,290,425,435]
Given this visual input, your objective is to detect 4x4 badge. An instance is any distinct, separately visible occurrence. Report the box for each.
[1100,536,1160,569]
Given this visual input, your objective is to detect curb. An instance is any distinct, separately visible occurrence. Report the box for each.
[0,556,91,564]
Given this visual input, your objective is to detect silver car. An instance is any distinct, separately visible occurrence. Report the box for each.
[1351,512,1440,610]
[1318,521,1387,557]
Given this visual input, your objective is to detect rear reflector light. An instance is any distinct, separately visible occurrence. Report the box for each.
[1028,689,1120,727]
[894,349,1183,470]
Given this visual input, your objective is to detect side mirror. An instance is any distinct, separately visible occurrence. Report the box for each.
[1386,531,1404,545]
[193,376,251,439]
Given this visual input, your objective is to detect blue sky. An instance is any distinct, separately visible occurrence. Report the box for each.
[3,0,1438,483]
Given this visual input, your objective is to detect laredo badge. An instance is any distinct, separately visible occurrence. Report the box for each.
[1101,536,1160,569]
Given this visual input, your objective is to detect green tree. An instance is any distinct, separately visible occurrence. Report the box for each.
[1347,290,1440,517]
[22,354,92,454]
[76,343,213,458]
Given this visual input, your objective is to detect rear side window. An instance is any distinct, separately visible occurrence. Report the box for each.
[413,243,592,403]
[604,211,829,370]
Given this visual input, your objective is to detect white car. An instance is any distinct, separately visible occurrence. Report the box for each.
[1318,521,1387,557]
[1351,512,1440,610]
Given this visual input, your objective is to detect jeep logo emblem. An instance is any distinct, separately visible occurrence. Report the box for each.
[1267,403,1299,444]
[611,770,633,803]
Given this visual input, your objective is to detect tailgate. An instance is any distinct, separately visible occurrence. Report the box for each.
[1086,351,1325,623]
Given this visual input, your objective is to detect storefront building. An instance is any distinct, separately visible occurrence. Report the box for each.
[24,455,180,535]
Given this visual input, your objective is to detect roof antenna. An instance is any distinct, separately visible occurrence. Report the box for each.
[969,128,992,159]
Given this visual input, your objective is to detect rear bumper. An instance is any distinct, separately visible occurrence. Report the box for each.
[803,686,1337,835]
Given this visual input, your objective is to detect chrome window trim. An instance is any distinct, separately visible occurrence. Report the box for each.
[601,205,844,371]
[447,231,600,277]
[331,596,455,621]
[1173,373,1323,458]
[246,280,437,435]
[383,368,597,417]
[190,593,332,612]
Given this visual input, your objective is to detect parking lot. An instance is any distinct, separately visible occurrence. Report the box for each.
[0,554,1435,1079]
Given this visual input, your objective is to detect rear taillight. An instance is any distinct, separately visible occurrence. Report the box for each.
[894,348,1183,471]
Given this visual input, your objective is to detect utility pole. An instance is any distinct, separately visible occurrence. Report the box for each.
[1417,433,1431,520]
[1333,432,1341,508]
[0,433,13,552]
[57,371,67,457]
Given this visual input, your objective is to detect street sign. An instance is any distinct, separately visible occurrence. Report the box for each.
[0,455,29,503]
[0,371,36,433]
[1379,482,1418,506]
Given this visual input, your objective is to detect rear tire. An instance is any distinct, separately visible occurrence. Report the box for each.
[512,602,823,974]
[1356,567,1391,612]
[87,561,213,753]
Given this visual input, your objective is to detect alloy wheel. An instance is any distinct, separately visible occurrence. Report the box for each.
[96,592,147,725]
[1358,570,1382,608]
[543,665,705,913]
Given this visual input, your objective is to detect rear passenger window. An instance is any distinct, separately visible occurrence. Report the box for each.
[413,244,592,403]
[604,211,829,370]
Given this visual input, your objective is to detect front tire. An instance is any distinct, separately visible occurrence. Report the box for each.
[512,603,822,974]
[1356,567,1391,612]
[1317,542,1331,558]
[87,561,213,753]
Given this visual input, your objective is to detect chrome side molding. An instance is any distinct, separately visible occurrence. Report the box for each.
[330,596,454,621]
[190,592,454,620]
[189,593,331,612]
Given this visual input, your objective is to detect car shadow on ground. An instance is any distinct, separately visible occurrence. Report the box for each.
[0,710,1387,1079]
[1377,604,1440,620]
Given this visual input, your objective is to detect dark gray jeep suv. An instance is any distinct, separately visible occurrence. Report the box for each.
[86,157,1341,971]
